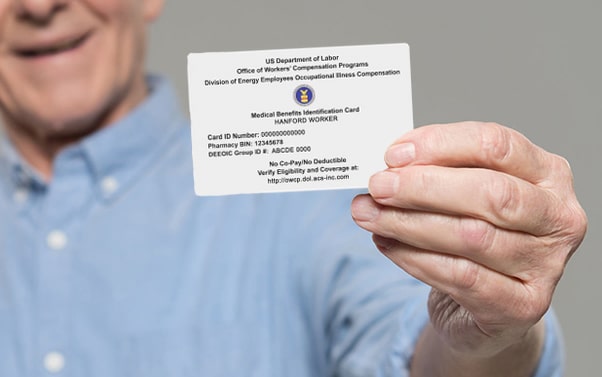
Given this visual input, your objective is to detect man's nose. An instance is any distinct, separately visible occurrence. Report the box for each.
[14,0,68,23]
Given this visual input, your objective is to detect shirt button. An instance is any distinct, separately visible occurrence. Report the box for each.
[43,351,65,373]
[13,188,28,204]
[101,176,119,195]
[47,230,68,251]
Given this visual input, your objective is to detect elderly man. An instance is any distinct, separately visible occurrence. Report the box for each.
[0,0,586,376]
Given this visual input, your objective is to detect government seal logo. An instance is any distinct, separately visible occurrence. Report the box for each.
[294,85,315,106]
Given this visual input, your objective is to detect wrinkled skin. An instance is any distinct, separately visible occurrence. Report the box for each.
[0,0,163,178]
[352,122,587,372]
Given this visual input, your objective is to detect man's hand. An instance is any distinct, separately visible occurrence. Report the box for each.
[351,122,587,375]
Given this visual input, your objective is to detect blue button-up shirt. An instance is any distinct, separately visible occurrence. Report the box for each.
[0,76,564,376]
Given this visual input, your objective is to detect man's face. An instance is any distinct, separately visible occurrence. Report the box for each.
[0,0,163,139]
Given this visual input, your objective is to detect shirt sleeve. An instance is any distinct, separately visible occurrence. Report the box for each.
[532,309,565,377]
[297,190,565,377]
[307,240,431,377]
[297,190,431,377]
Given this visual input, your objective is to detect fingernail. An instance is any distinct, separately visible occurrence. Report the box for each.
[385,143,415,167]
[351,196,379,221]
[369,171,398,198]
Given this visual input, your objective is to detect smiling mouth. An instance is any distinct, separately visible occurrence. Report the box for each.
[16,32,91,58]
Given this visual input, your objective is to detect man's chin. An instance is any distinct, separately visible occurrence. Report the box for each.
[12,108,108,146]
[43,117,104,142]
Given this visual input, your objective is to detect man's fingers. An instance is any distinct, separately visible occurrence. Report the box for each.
[387,122,571,189]
[369,234,550,326]
[366,165,562,236]
[351,195,563,282]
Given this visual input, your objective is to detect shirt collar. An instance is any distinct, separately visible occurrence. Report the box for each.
[81,75,186,201]
[0,129,46,193]
[0,75,187,202]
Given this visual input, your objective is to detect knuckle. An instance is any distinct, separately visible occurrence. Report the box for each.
[515,295,550,324]
[525,287,554,322]
[550,154,574,183]
[478,122,513,163]
[542,156,587,250]
[538,153,577,190]
[486,176,521,220]
[459,218,496,254]
[543,195,587,262]
[575,206,588,240]
[562,203,588,251]
[488,285,552,326]
[555,155,572,173]
[451,258,481,292]
[529,237,569,287]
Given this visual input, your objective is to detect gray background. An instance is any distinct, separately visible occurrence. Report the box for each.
[148,1,601,375]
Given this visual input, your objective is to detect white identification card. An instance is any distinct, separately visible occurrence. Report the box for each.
[188,43,413,196]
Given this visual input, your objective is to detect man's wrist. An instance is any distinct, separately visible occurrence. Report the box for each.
[410,320,545,377]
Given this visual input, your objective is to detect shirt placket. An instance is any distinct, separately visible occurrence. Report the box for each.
[36,150,93,377]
